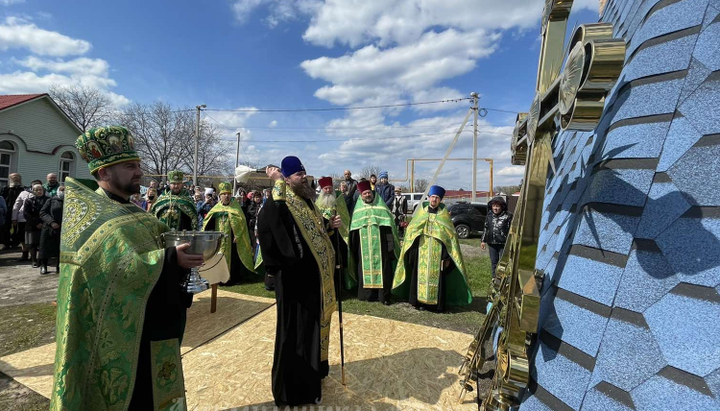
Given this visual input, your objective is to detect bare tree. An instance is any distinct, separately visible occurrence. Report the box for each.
[49,85,112,132]
[177,122,232,177]
[359,165,382,179]
[414,178,429,192]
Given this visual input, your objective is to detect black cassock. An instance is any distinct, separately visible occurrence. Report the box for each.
[404,207,455,312]
[350,226,395,303]
[257,195,328,406]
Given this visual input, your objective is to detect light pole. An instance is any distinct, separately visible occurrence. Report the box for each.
[193,104,206,186]
[471,92,479,203]
[233,131,241,194]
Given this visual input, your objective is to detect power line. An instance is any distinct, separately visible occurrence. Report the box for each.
[201,98,473,113]
[205,112,512,135]
[217,130,513,144]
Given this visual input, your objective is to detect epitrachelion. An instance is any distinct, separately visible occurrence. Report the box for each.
[521,0,720,410]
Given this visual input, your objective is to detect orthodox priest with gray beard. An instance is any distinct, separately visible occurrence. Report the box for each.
[257,156,340,406]
[316,176,355,290]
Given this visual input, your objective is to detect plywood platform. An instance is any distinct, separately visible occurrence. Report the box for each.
[1,291,477,410]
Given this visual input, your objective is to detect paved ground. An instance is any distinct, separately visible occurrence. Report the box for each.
[0,250,59,308]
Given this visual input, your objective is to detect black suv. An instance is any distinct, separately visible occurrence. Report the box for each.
[448,202,487,239]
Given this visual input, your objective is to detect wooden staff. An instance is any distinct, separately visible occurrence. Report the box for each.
[333,212,347,385]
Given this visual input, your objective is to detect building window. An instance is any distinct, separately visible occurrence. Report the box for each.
[0,141,16,187]
[59,151,75,182]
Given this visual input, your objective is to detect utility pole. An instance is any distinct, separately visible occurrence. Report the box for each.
[193,104,206,186]
[233,131,241,194]
[471,92,479,203]
[487,158,494,199]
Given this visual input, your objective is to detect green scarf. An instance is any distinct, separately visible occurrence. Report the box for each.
[202,200,255,274]
[315,190,357,289]
[349,194,400,288]
[52,178,186,410]
[273,180,336,361]
[392,202,472,306]
[150,189,198,231]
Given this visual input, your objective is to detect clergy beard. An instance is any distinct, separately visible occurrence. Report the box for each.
[317,191,336,209]
[362,194,375,204]
[289,178,316,200]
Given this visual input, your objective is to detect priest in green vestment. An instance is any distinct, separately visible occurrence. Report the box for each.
[202,182,255,284]
[51,126,205,411]
[256,157,339,406]
[349,180,400,304]
[150,170,198,231]
[315,176,356,290]
[392,185,472,312]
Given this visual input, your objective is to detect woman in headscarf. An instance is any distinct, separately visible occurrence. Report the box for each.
[39,185,64,273]
[145,187,158,212]
[23,183,49,274]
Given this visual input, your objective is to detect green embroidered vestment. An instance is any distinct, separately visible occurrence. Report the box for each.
[349,194,400,289]
[392,202,472,306]
[315,190,357,289]
[51,178,186,410]
[202,200,255,274]
[150,190,198,231]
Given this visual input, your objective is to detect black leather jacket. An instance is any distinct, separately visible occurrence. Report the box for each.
[481,197,512,245]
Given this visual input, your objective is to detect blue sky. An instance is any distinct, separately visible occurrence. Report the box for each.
[0,0,600,190]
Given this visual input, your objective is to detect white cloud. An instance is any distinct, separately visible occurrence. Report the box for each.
[0,16,91,56]
[0,0,25,5]
[497,165,525,177]
[230,0,321,27]
[302,29,497,92]
[0,19,129,107]
[268,120,278,128]
[411,87,465,112]
[0,70,130,106]
[16,56,110,76]
[302,0,540,48]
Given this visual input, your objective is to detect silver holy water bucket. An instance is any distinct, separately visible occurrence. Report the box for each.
[162,230,224,294]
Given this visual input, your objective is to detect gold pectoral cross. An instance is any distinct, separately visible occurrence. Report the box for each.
[458,1,625,409]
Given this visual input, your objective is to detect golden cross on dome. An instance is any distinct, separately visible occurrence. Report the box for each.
[459,1,625,409]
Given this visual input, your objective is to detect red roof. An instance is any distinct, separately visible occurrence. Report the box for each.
[0,94,46,111]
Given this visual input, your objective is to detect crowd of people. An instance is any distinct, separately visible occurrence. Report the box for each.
[0,172,65,274]
[3,126,513,409]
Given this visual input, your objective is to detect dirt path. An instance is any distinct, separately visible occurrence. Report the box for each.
[0,251,59,308]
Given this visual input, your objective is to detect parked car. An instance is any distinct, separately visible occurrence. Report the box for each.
[401,192,425,213]
[448,202,487,239]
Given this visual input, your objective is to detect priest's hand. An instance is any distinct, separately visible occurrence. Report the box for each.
[266,166,283,181]
[176,243,205,269]
[330,215,342,229]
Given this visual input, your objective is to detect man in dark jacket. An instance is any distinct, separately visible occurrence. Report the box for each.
[343,169,358,199]
[481,197,513,278]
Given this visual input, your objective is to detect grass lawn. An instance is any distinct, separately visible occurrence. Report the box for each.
[0,302,57,357]
[222,245,492,335]
[0,302,57,411]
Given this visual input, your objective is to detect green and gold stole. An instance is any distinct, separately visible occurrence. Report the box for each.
[273,180,336,361]
[392,202,472,306]
[52,178,186,411]
[314,190,351,247]
[202,200,255,274]
[315,190,357,289]
[349,195,400,288]
[150,190,199,231]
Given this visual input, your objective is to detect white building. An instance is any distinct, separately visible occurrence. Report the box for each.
[0,94,93,187]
